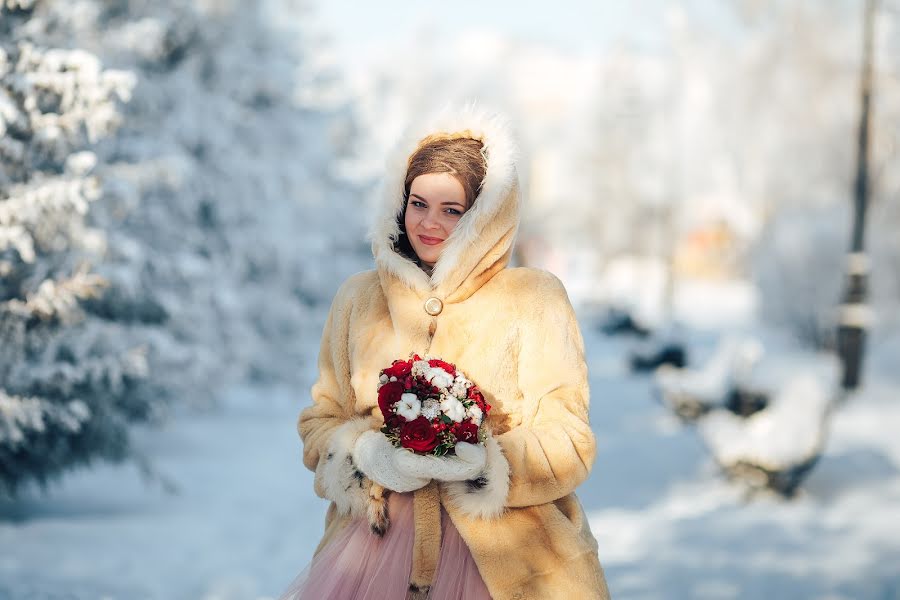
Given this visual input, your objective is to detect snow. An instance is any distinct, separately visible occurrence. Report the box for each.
[698,371,832,471]
[2,286,900,599]
[3,2,900,597]
[581,333,900,599]
[0,384,322,600]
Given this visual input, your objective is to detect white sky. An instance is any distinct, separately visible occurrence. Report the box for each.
[307,0,739,68]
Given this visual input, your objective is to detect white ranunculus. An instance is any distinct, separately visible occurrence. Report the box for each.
[440,396,467,423]
[467,403,483,425]
[397,393,422,421]
[426,367,454,390]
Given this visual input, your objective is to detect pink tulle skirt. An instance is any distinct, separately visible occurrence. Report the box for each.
[277,491,493,600]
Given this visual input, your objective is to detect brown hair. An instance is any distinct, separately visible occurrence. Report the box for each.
[395,136,487,263]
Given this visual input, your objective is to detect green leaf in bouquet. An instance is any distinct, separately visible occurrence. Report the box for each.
[435,441,459,456]
[380,427,401,448]
[432,444,448,457]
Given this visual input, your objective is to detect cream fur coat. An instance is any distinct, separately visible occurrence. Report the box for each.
[298,104,610,600]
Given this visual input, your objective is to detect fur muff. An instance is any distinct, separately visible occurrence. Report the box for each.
[298,102,611,600]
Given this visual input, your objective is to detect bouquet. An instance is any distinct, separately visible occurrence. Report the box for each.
[377,353,491,456]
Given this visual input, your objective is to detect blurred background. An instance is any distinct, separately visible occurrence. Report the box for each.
[1,0,899,598]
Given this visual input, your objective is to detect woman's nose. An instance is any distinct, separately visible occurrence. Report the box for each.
[421,210,441,230]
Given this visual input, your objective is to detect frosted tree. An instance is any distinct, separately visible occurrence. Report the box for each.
[1,0,370,494]
[734,1,900,349]
[0,3,156,495]
[14,0,371,405]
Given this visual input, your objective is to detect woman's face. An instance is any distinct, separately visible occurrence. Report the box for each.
[404,172,469,268]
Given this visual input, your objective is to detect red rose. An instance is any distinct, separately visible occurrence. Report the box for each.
[399,416,439,453]
[377,380,405,419]
[427,358,457,376]
[468,389,487,411]
[451,421,479,444]
[383,359,412,379]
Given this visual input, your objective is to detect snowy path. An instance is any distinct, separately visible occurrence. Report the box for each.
[0,384,322,600]
[2,328,900,599]
[579,328,900,600]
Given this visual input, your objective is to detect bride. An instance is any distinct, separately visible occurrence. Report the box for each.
[279,103,610,600]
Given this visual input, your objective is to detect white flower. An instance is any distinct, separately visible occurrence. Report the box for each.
[397,393,422,421]
[379,374,389,383]
[425,367,454,390]
[421,399,441,420]
[411,360,429,377]
[440,396,466,423]
[450,380,468,399]
[467,403,483,425]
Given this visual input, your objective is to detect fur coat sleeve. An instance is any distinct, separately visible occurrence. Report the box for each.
[500,271,596,506]
[297,274,380,519]
[442,270,596,517]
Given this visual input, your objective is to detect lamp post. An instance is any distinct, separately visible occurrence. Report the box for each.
[836,0,877,391]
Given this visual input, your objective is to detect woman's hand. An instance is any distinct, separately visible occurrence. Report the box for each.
[393,441,487,482]
[352,430,431,492]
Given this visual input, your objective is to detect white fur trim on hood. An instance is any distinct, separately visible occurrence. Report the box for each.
[367,101,522,297]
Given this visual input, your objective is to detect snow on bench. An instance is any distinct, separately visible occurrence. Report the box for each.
[698,352,841,496]
[653,335,763,420]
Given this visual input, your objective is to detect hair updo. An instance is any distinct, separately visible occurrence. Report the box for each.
[394,136,488,263]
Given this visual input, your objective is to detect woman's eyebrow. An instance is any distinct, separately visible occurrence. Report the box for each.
[409,193,465,208]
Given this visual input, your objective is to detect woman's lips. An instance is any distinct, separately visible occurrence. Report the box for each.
[418,235,443,246]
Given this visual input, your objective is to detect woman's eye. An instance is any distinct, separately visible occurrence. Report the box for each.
[446,208,461,216]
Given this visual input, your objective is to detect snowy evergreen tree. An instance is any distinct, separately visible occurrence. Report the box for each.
[0,1,155,495]
[40,0,371,403]
[1,0,369,495]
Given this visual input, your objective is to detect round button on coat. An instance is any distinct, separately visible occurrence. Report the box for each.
[423,297,443,316]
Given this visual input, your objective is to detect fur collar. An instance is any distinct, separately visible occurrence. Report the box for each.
[367,102,521,298]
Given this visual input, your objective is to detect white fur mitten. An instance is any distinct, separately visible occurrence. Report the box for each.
[440,434,511,519]
[352,430,431,493]
[394,441,487,482]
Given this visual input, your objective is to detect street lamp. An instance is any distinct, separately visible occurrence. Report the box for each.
[836,0,877,391]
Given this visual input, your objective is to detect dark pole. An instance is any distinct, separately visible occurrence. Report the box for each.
[836,0,876,391]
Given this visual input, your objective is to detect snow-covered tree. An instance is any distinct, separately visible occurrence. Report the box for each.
[69,0,369,400]
[1,0,370,495]
[734,0,900,348]
[0,2,152,495]
[13,0,371,407]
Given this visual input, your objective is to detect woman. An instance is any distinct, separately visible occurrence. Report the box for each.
[279,104,611,600]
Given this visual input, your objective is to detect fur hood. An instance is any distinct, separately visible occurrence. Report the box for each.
[367,102,522,298]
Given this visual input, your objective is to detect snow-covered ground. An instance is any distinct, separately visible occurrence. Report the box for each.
[582,338,900,600]
[2,286,899,600]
